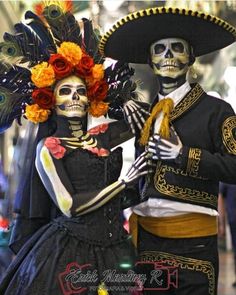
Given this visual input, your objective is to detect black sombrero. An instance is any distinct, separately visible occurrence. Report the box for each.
[99,7,236,63]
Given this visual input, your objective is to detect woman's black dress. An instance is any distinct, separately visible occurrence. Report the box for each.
[0,147,137,295]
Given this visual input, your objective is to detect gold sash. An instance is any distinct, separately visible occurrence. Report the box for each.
[129,212,217,247]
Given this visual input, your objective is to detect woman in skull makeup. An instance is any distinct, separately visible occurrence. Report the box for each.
[0,4,151,295]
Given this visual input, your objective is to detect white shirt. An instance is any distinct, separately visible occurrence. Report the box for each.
[133,81,218,217]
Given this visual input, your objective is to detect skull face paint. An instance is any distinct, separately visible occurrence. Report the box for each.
[54,75,88,118]
[150,38,190,79]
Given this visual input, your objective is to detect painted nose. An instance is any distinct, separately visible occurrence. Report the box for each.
[164,49,173,58]
[72,91,80,100]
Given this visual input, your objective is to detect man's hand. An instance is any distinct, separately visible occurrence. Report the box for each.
[148,132,183,160]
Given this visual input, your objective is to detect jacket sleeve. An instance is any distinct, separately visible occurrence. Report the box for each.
[179,103,236,184]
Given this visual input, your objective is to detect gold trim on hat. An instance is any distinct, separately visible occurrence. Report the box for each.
[99,6,236,56]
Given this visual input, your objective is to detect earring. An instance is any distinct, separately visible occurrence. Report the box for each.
[189,66,197,79]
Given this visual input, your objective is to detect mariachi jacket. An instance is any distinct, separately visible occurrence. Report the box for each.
[141,83,236,211]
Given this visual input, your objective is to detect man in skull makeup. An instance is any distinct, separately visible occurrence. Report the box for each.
[100,7,236,294]
[0,4,153,295]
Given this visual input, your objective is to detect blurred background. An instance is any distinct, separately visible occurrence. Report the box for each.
[0,1,236,293]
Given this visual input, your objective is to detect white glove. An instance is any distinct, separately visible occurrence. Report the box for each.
[148,133,183,160]
[123,100,150,134]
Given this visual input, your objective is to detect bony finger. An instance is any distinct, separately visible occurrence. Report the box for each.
[160,151,171,156]
[157,144,171,151]
[148,141,155,147]
[160,138,174,147]
[140,108,150,115]
[148,148,156,154]
[153,134,160,141]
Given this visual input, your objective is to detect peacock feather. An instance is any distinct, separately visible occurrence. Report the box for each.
[0,86,30,132]
[43,4,82,46]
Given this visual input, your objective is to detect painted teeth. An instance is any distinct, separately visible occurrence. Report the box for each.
[163,63,178,66]
[67,103,83,107]
[65,106,84,111]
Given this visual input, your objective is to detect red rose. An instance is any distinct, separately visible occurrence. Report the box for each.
[44,137,66,159]
[87,79,108,101]
[49,54,73,79]
[32,88,55,109]
[74,54,94,78]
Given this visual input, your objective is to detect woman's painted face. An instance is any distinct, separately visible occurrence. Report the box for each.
[54,75,89,118]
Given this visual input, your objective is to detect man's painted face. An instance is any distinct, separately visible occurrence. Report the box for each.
[150,38,190,79]
[54,75,89,118]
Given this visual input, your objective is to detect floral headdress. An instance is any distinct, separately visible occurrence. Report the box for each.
[27,41,109,123]
[0,3,111,130]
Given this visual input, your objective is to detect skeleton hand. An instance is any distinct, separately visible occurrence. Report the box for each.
[148,133,183,160]
[121,152,154,185]
[123,100,150,134]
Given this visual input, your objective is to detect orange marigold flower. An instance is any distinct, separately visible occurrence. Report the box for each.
[57,42,83,66]
[31,62,55,88]
[92,64,104,80]
[85,64,105,86]
[25,104,51,123]
[89,101,109,117]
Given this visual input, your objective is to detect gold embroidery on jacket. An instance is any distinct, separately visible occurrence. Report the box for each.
[140,251,215,295]
[222,116,236,155]
[154,164,217,208]
[170,84,204,121]
[187,148,202,177]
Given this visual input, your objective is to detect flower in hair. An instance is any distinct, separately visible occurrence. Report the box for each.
[57,42,83,66]
[25,104,51,123]
[31,62,56,88]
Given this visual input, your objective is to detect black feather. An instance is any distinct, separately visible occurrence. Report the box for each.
[25,10,57,55]
[82,18,104,63]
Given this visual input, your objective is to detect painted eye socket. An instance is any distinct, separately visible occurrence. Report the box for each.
[171,42,184,53]
[153,44,166,54]
[59,87,71,96]
[76,87,86,96]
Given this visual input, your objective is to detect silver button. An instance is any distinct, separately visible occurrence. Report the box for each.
[108,220,112,224]
[109,233,113,238]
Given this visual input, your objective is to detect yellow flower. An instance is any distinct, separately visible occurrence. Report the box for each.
[25,104,51,123]
[31,62,55,88]
[89,101,109,117]
[57,42,83,66]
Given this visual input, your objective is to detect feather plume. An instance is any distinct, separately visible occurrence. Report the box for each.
[43,4,82,46]
[82,18,103,63]
[25,10,57,55]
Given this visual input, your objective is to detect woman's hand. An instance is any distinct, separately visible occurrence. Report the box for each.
[123,100,150,134]
[121,151,154,185]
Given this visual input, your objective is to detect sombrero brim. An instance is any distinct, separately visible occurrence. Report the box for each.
[100,7,236,63]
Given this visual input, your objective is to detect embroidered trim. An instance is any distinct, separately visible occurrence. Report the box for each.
[140,251,215,295]
[154,164,217,208]
[222,116,236,155]
[186,148,201,177]
[170,84,204,121]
